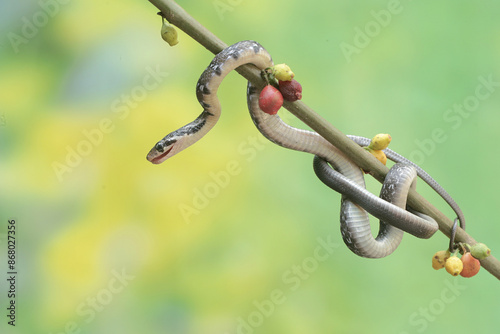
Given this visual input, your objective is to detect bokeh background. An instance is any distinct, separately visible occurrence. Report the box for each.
[1,0,499,333]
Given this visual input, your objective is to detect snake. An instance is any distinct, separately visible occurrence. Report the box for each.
[147,40,465,258]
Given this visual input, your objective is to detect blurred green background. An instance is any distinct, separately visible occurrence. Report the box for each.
[1,0,499,333]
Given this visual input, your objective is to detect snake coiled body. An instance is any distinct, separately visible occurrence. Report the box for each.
[247,80,439,257]
[147,40,464,258]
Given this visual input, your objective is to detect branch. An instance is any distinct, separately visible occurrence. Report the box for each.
[148,0,500,280]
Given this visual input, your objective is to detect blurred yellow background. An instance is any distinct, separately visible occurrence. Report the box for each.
[1,0,499,333]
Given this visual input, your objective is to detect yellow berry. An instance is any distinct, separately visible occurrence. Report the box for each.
[161,21,179,46]
[432,250,450,270]
[369,133,392,150]
[445,256,463,276]
[271,64,294,81]
[365,148,387,165]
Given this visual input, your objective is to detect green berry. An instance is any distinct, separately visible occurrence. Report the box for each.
[161,21,179,46]
[470,243,491,260]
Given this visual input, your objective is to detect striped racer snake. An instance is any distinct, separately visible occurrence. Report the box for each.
[147,40,464,258]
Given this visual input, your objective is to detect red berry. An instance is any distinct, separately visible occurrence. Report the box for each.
[278,79,302,102]
[460,252,481,278]
[259,85,283,115]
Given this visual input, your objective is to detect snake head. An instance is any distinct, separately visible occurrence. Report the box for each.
[146,137,177,164]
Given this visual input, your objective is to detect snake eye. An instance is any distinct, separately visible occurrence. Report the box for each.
[155,142,165,152]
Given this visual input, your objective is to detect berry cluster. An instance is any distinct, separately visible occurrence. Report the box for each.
[432,243,490,278]
[258,64,303,115]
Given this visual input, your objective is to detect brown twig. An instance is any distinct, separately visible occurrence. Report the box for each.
[148,0,500,280]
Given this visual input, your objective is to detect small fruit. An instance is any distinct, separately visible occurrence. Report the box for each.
[432,250,450,270]
[470,243,491,260]
[363,133,391,166]
[369,133,392,150]
[445,256,463,276]
[271,64,294,81]
[259,85,283,115]
[278,79,302,101]
[161,20,179,46]
[460,252,481,278]
[365,148,387,165]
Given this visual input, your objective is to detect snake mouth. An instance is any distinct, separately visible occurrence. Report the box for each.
[150,147,173,164]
